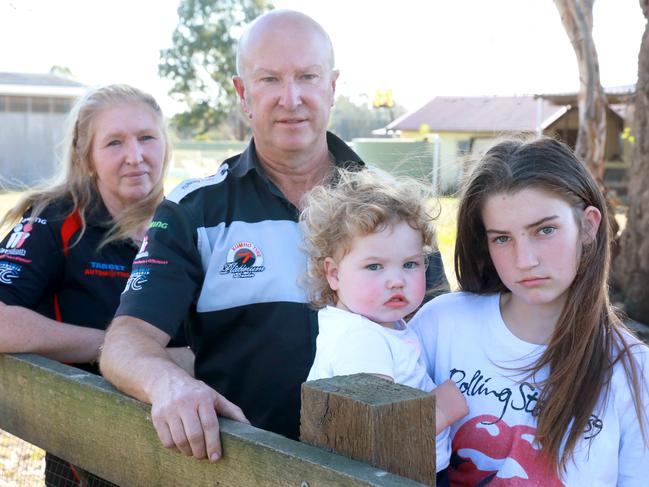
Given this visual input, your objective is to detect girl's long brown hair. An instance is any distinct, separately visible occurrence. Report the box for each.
[455,136,647,472]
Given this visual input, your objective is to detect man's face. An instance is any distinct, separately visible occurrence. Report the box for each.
[233,25,338,156]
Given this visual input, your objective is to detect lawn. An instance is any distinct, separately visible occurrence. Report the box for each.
[0,192,21,223]
[434,197,458,291]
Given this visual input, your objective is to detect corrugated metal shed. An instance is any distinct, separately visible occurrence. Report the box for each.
[0,72,85,188]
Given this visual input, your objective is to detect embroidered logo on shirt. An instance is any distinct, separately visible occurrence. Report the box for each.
[6,222,32,249]
[0,222,34,257]
[123,268,150,293]
[0,262,21,284]
[135,236,149,259]
[84,261,130,278]
[149,220,168,230]
[220,241,265,279]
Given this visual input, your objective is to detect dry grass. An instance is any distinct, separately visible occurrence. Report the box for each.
[0,192,21,222]
[0,431,44,487]
[435,197,458,291]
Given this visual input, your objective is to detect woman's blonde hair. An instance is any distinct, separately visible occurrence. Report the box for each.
[299,168,437,308]
[1,84,171,247]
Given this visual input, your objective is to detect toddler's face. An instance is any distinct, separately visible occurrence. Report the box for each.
[324,221,427,328]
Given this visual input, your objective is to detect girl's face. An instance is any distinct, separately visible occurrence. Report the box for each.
[481,188,600,312]
[323,221,427,328]
[90,102,165,216]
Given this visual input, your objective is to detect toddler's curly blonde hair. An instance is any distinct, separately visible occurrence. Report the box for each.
[299,168,438,308]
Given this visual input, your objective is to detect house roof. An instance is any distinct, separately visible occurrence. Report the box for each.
[540,85,635,105]
[0,72,86,97]
[609,104,627,119]
[387,96,564,133]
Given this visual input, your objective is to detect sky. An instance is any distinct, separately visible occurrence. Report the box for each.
[0,0,645,116]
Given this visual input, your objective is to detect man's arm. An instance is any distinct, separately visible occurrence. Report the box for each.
[100,316,248,461]
[166,346,195,377]
[426,248,449,294]
[0,301,104,363]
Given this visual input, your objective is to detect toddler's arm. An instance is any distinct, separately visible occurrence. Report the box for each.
[432,379,468,434]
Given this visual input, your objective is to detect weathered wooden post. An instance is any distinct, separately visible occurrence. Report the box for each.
[300,374,437,486]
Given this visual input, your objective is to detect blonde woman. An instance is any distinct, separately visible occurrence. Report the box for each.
[0,84,188,486]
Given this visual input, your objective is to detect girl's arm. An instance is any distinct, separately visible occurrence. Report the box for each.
[0,300,104,363]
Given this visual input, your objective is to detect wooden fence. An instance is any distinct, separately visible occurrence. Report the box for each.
[0,354,434,486]
[3,323,649,486]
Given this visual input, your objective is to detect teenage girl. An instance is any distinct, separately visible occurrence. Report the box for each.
[410,137,648,486]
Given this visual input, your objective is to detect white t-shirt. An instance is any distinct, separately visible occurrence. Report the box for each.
[410,291,649,486]
[307,306,451,470]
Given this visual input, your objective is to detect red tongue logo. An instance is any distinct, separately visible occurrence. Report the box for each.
[449,415,564,486]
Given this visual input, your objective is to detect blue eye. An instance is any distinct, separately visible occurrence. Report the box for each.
[539,226,556,236]
[403,261,419,269]
[493,235,510,244]
[106,140,121,147]
[366,263,382,271]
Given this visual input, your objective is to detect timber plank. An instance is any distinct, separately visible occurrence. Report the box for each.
[0,354,427,487]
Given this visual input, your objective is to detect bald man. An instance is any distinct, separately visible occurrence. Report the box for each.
[101,9,447,461]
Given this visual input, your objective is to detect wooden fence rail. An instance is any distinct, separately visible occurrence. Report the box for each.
[0,354,429,487]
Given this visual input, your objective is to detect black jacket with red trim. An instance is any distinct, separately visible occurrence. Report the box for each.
[0,197,185,368]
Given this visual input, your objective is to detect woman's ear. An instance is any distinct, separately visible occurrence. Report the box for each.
[581,206,602,244]
[323,257,340,291]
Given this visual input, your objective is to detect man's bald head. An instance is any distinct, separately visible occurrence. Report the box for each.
[236,9,335,79]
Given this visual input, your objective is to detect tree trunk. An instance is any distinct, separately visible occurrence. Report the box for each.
[553,0,608,183]
[613,0,649,323]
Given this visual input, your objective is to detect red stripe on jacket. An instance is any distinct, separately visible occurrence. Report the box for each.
[54,209,82,323]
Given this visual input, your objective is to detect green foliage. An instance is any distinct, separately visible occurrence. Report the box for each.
[622,126,636,144]
[329,95,406,141]
[49,65,75,79]
[159,0,273,138]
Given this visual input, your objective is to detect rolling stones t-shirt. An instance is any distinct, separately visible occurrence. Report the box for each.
[410,292,649,486]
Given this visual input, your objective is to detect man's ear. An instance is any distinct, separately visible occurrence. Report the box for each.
[323,257,340,291]
[329,70,339,107]
[232,76,250,117]
[581,206,602,244]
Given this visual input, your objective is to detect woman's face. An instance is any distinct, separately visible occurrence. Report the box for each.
[90,102,165,216]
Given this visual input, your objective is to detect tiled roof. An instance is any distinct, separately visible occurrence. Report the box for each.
[540,85,635,105]
[387,96,564,133]
[0,72,84,87]
[0,72,86,97]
